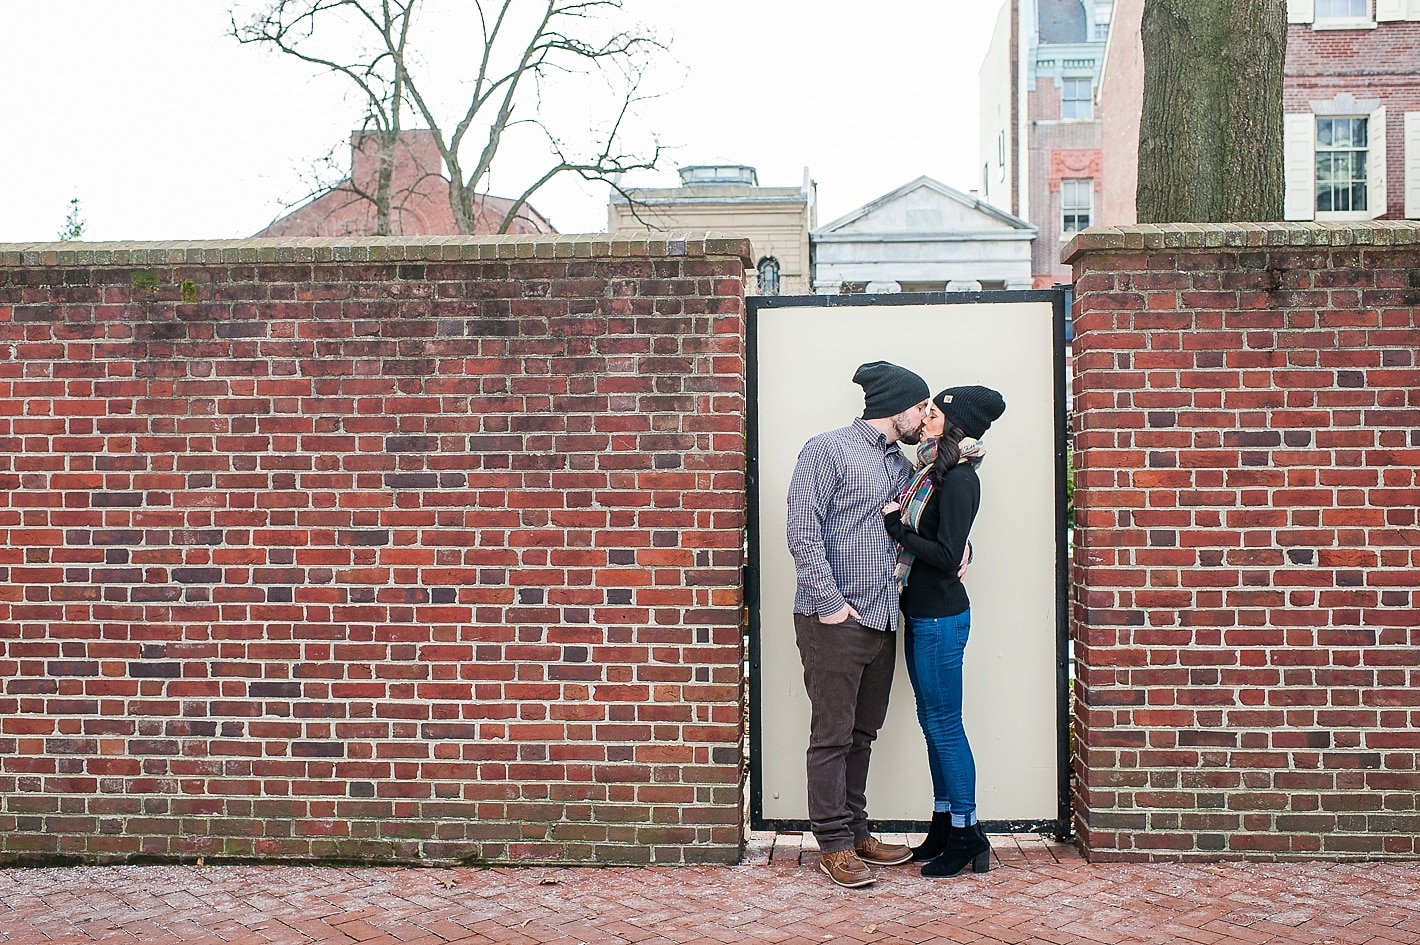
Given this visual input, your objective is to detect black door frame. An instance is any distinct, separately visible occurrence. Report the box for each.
[744,288,1072,837]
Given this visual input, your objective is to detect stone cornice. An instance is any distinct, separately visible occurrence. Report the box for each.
[0,233,756,269]
[1062,221,1420,265]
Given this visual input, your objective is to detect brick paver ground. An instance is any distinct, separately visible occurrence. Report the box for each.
[2,833,1417,945]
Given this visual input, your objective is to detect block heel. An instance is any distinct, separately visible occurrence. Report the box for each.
[972,824,991,872]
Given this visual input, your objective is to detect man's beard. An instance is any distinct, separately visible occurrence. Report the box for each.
[893,413,924,445]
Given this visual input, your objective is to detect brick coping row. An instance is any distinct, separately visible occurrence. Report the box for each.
[0,233,755,269]
[1062,220,1420,264]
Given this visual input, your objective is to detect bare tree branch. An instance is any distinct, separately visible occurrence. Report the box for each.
[231,0,666,235]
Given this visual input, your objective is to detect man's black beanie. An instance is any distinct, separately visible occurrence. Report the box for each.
[935,385,1006,439]
[853,361,930,420]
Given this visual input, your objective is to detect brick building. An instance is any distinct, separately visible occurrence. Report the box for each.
[1096,0,1143,226]
[980,0,1116,287]
[1282,1,1420,221]
[255,130,552,238]
[1096,0,1420,225]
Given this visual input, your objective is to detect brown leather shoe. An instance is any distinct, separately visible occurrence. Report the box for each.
[854,835,913,866]
[819,849,875,888]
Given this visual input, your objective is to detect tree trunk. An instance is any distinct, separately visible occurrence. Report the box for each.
[444,151,475,235]
[375,129,396,236]
[1136,0,1287,223]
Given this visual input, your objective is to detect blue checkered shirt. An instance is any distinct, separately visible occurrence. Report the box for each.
[786,419,914,632]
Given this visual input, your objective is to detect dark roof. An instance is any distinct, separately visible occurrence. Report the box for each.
[1038,0,1088,44]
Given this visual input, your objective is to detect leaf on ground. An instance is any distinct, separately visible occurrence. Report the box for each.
[863,924,877,933]
[520,919,532,928]
[439,876,457,889]
[196,857,205,868]
[538,876,559,885]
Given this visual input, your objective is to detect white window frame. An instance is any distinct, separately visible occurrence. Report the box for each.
[1289,0,1413,22]
[1286,100,1388,221]
[1060,179,1093,237]
[1060,77,1093,120]
[1314,115,1373,219]
[1298,0,1380,26]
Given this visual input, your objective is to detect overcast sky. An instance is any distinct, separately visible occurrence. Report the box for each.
[0,1,1001,242]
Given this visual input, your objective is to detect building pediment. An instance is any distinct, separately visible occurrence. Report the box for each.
[812,176,1036,241]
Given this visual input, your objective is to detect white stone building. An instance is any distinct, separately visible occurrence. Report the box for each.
[810,176,1036,293]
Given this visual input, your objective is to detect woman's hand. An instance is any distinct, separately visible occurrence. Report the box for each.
[882,501,900,515]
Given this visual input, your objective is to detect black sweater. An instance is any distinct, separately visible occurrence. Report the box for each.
[882,461,980,618]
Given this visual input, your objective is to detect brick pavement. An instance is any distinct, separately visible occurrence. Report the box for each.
[1,833,1417,945]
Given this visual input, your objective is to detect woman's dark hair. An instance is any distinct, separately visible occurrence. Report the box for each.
[929,424,967,486]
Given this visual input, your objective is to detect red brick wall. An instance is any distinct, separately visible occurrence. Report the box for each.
[1066,222,1420,861]
[1285,21,1420,221]
[0,236,751,866]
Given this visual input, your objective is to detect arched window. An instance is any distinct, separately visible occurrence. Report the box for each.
[757,256,781,296]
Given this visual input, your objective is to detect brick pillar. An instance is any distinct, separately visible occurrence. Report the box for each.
[1065,223,1420,860]
[0,234,752,866]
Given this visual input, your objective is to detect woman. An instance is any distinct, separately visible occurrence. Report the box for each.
[881,385,1005,878]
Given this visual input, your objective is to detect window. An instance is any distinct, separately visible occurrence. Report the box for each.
[1315,0,1367,17]
[757,257,780,296]
[1062,179,1092,233]
[997,131,1007,180]
[1061,78,1093,119]
[1316,117,1368,212]
[1285,101,1386,221]
[1094,22,1110,39]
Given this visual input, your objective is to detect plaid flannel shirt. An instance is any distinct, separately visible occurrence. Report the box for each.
[786,418,914,632]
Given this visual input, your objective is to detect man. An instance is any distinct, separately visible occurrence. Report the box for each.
[786,360,930,888]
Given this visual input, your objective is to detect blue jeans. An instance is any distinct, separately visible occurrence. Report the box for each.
[903,610,976,826]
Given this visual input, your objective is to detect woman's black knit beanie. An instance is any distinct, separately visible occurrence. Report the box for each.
[934,385,1006,438]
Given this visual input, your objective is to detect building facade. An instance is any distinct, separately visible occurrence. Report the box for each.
[1096,0,1143,226]
[1096,0,1420,225]
[1283,0,1420,221]
[981,0,1115,287]
[607,165,816,295]
[810,177,1036,293]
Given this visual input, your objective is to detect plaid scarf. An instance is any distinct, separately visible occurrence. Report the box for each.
[894,436,986,589]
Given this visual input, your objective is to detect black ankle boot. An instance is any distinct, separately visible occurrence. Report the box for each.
[971,823,992,872]
[911,811,952,862]
[921,824,991,878]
